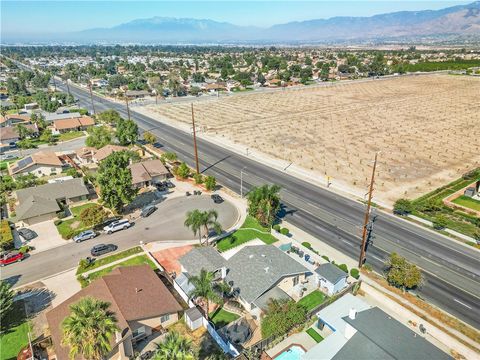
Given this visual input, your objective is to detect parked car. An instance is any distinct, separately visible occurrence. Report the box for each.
[103,219,131,234]
[0,251,25,266]
[141,205,157,218]
[211,194,224,204]
[99,217,122,229]
[155,183,167,191]
[164,181,175,189]
[17,228,37,241]
[73,230,97,243]
[2,154,17,161]
[90,244,117,257]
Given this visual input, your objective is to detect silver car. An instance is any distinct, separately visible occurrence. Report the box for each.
[73,230,96,243]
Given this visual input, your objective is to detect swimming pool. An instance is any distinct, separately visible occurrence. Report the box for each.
[274,345,306,360]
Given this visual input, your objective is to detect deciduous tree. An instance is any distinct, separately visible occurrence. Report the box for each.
[116,119,138,146]
[385,252,422,291]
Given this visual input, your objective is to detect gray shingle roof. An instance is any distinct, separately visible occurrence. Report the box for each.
[315,263,348,284]
[15,195,60,221]
[179,247,226,277]
[225,245,309,304]
[254,285,292,312]
[334,307,453,360]
[16,178,89,204]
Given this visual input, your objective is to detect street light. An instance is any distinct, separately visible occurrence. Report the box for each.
[240,166,247,198]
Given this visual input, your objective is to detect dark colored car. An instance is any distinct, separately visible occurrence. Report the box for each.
[141,205,157,218]
[155,183,167,191]
[90,244,117,257]
[164,181,175,189]
[17,228,38,241]
[0,251,25,266]
[211,194,224,204]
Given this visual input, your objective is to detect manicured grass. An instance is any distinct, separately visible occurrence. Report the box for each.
[298,290,326,311]
[209,308,240,328]
[56,203,98,239]
[71,203,96,217]
[0,301,30,360]
[57,131,85,142]
[452,195,480,212]
[78,254,156,287]
[76,246,144,274]
[0,158,18,171]
[306,327,324,343]
[216,216,278,252]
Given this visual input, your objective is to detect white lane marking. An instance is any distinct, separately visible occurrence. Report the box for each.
[370,254,384,262]
[341,239,351,245]
[453,298,472,309]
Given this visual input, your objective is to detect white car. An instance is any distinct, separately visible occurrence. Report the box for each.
[103,219,131,234]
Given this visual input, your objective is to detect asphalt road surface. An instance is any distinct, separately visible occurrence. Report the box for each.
[1,195,238,288]
[5,63,480,329]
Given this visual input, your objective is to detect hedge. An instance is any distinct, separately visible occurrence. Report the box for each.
[280,228,289,236]
[350,268,360,279]
[0,220,14,250]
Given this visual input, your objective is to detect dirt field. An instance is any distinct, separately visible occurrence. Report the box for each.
[145,75,480,205]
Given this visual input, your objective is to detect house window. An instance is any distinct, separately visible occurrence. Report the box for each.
[160,314,170,323]
[293,276,299,286]
[132,326,146,338]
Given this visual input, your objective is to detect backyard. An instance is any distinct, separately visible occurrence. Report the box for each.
[0,301,30,360]
[298,290,326,312]
[209,308,240,328]
[216,216,278,252]
[452,195,480,212]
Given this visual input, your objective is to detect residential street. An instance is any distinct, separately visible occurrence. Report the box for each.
[0,136,86,159]
[48,77,480,329]
[1,195,239,288]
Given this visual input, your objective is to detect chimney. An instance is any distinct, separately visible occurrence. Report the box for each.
[349,308,357,320]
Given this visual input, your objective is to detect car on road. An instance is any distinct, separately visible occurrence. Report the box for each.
[141,205,157,218]
[73,230,97,243]
[211,194,224,204]
[0,251,25,266]
[103,219,132,234]
[90,244,117,257]
[17,228,38,241]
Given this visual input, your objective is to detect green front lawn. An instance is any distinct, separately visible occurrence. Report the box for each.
[70,203,96,217]
[452,195,480,212]
[306,327,324,343]
[76,246,144,274]
[56,203,98,239]
[57,131,85,142]
[216,216,278,252]
[78,254,156,287]
[298,290,326,311]
[0,301,30,360]
[209,308,240,328]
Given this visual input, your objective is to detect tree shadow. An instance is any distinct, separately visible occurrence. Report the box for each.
[277,203,297,220]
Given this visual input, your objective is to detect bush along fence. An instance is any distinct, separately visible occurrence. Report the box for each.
[239,281,362,359]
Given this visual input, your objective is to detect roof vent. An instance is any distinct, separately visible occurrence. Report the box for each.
[264,267,269,273]
[249,254,254,259]
[261,254,266,257]
[349,308,357,320]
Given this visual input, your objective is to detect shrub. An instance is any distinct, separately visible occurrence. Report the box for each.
[432,215,448,230]
[19,245,31,254]
[193,173,204,184]
[204,176,216,191]
[337,263,348,273]
[280,228,289,236]
[62,228,75,240]
[80,204,107,227]
[393,198,414,215]
[175,162,191,179]
[321,255,330,262]
[54,219,63,226]
[350,268,360,279]
[273,224,281,232]
[0,220,14,250]
[57,211,67,219]
[302,241,312,249]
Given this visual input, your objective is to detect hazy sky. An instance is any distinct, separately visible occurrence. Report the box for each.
[1,1,472,35]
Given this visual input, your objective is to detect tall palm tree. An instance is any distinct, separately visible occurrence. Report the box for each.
[184,209,222,246]
[188,269,222,319]
[153,331,195,360]
[247,184,281,226]
[61,296,119,360]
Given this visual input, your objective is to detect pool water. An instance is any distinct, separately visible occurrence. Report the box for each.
[275,345,306,360]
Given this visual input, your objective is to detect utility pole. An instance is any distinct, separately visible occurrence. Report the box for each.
[66,79,71,97]
[88,83,96,115]
[191,103,200,175]
[125,96,131,120]
[359,152,379,268]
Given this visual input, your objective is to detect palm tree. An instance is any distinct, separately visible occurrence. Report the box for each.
[184,209,222,246]
[61,296,119,360]
[188,269,222,318]
[246,184,281,226]
[153,331,195,360]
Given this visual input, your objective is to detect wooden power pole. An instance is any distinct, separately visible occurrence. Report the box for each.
[359,152,379,268]
[191,103,200,174]
[88,83,96,115]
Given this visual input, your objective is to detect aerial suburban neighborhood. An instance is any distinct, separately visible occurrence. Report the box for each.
[1,1,480,360]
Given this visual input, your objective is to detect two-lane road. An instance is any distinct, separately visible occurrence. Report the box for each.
[18,74,480,329]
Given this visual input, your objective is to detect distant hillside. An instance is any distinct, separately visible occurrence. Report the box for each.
[4,1,480,44]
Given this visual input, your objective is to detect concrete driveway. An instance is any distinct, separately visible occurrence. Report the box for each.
[23,221,68,254]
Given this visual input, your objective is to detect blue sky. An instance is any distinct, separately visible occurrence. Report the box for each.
[1,1,472,34]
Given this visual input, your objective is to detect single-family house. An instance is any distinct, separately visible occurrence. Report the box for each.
[0,114,30,127]
[92,144,129,163]
[315,263,348,296]
[128,159,170,188]
[14,178,89,225]
[74,146,97,165]
[0,124,39,150]
[46,265,183,360]
[9,151,64,178]
[179,245,311,318]
[125,90,150,98]
[52,116,95,133]
[44,112,82,123]
[303,293,452,360]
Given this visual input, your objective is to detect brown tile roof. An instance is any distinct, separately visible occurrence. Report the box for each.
[0,114,30,124]
[0,124,38,141]
[53,116,95,130]
[10,150,62,175]
[93,144,128,162]
[128,159,169,185]
[46,265,182,360]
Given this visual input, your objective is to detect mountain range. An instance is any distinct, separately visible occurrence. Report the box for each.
[5,1,480,44]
